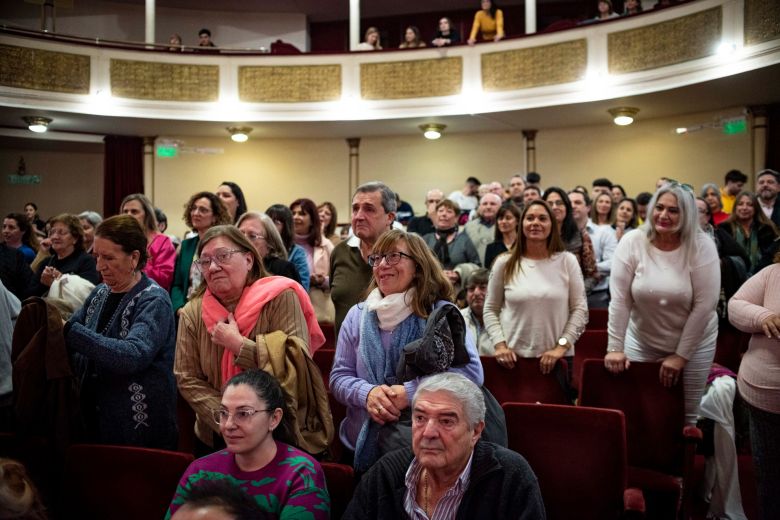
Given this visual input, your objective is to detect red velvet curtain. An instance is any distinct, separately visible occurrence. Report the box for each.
[103,135,144,218]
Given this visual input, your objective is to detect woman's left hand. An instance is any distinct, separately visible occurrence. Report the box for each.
[659,354,687,387]
[539,346,566,375]
[211,313,244,355]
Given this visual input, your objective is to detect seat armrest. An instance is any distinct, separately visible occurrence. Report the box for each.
[623,487,646,518]
[682,425,703,442]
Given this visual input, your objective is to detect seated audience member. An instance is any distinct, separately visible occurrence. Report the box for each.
[613,198,639,241]
[342,373,544,519]
[27,214,99,298]
[198,28,216,47]
[584,0,619,23]
[523,185,542,205]
[461,269,493,355]
[508,174,526,206]
[3,213,37,264]
[488,181,505,199]
[167,370,329,519]
[65,215,177,449]
[394,192,415,226]
[170,479,269,520]
[407,189,443,237]
[237,212,301,284]
[484,200,587,375]
[611,184,627,204]
[0,458,48,520]
[448,177,481,219]
[468,0,505,44]
[636,191,653,224]
[757,169,780,228]
[399,26,426,48]
[423,200,481,289]
[718,191,779,275]
[591,192,615,227]
[702,183,730,226]
[266,204,310,291]
[172,192,232,314]
[721,169,748,214]
[121,193,176,291]
[432,17,460,47]
[174,226,328,456]
[525,171,541,187]
[356,27,382,51]
[24,202,46,238]
[570,190,617,308]
[291,198,335,323]
[0,244,32,302]
[318,201,341,246]
[464,193,501,266]
[485,203,520,269]
[216,181,248,224]
[623,0,643,15]
[77,211,102,254]
[168,33,182,51]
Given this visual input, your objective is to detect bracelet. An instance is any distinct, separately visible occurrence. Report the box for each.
[606,347,623,353]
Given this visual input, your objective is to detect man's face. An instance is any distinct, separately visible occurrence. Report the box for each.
[637,203,648,221]
[591,186,610,199]
[466,182,479,196]
[726,180,744,196]
[412,390,484,473]
[466,282,487,316]
[351,191,393,245]
[568,192,590,222]
[198,32,211,46]
[509,176,526,198]
[425,190,444,218]
[757,174,779,202]
[477,194,501,222]
[523,188,540,204]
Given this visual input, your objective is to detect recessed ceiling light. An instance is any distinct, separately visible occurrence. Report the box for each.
[23,116,52,133]
[419,123,446,140]
[607,107,639,126]
[227,126,252,142]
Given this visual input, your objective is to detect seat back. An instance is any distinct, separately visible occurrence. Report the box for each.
[319,322,336,349]
[481,356,570,406]
[62,444,194,519]
[503,403,629,520]
[579,359,686,474]
[587,307,609,329]
[572,329,608,391]
[313,348,336,390]
[321,462,355,520]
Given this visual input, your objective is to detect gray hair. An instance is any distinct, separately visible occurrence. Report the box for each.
[236,211,288,261]
[78,211,102,228]
[414,372,485,428]
[354,181,397,214]
[640,183,701,265]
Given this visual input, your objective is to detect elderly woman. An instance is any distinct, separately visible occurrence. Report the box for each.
[3,213,38,264]
[329,229,484,471]
[171,192,232,313]
[423,199,480,288]
[728,253,780,520]
[266,204,310,291]
[65,215,177,448]
[614,198,639,241]
[292,198,335,323]
[318,201,341,247]
[484,200,588,375]
[468,0,504,44]
[121,193,176,291]
[27,213,99,298]
[166,370,329,519]
[174,226,329,456]
[237,212,301,283]
[702,183,730,226]
[718,191,778,274]
[77,211,101,254]
[484,203,520,269]
[216,181,248,224]
[605,183,720,425]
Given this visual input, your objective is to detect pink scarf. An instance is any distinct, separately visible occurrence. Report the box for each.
[201,276,325,384]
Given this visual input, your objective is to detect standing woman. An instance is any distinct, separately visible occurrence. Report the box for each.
[701,183,730,226]
[266,204,310,291]
[237,212,301,284]
[24,202,46,238]
[77,211,102,254]
[216,181,248,224]
[65,215,177,448]
[291,198,334,322]
[605,183,720,425]
[484,203,520,269]
[718,191,778,274]
[3,213,38,264]
[318,201,341,247]
[171,192,232,314]
[121,193,176,291]
[483,200,588,375]
[613,198,639,241]
[591,192,615,226]
[468,0,505,44]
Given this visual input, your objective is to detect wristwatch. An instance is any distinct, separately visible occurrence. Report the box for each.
[557,337,570,350]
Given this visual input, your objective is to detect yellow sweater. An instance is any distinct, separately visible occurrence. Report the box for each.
[720,186,736,214]
[470,9,505,41]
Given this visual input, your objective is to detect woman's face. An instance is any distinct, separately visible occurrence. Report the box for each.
[373,239,417,296]
[318,206,332,228]
[436,206,458,229]
[291,205,312,236]
[598,1,611,14]
[439,18,450,32]
[611,187,624,204]
[734,196,755,222]
[219,384,280,457]
[704,188,721,212]
[523,204,553,242]
[625,0,638,9]
[595,194,612,218]
[121,200,147,229]
[497,211,518,236]
[93,236,139,290]
[24,205,36,220]
[200,236,253,299]
[695,199,710,229]
[652,192,681,236]
[616,200,634,225]
[366,31,378,45]
[49,221,76,256]
[2,218,22,245]
[545,192,567,223]
[405,28,415,42]
[80,218,95,248]
[481,0,492,11]
[238,218,269,258]
[217,185,239,218]
[190,197,215,232]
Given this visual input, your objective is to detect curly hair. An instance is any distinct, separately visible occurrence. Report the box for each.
[182,191,232,230]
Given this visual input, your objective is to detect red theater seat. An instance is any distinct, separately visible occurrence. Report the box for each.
[588,307,609,329]
[481,356,570,406]
[321,462,355,519]
[572,329,608,391]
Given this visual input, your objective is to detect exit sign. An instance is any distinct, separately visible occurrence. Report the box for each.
[156,145,178,157]
[722,117,746,135]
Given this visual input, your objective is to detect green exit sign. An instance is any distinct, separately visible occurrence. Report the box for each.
[156,145,178,157]
[722,117,746,135]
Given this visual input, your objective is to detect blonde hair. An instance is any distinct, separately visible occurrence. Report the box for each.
[0,458,47,520]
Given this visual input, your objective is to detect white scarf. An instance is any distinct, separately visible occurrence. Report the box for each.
[365,287,416,331]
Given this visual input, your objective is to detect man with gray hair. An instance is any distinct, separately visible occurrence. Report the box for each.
[464,193,501,265]
[407,188,444,237]
[330,181,397,332]
[343,372,545,519]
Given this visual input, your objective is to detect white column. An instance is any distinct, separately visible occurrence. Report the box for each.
[525,0,537,35]
[143,137,156,200]
[145,0,155,44]
[349,0,360,51]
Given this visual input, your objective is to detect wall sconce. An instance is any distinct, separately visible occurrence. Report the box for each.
[419,123,446,140]
[23,116,52,133]
[227,126,253,142]
[608,107,639,126]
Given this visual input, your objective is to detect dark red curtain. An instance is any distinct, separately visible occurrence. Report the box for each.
[765,104,779,171]
[103,135,144,218]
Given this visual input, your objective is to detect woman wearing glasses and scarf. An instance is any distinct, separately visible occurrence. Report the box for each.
[330,229,483,472]
[422,199,481,291]
[605,183,720,425]
[174,226,331,456]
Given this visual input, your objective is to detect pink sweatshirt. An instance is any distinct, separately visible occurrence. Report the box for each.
[144,233,175,291]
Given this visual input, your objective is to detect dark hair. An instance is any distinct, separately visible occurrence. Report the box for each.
[402,25,423,47]
[318,202,338,239]
[724,169,747,184]
[615,197,640,229]
[154,208,167,226]
[49,213,85,252]
[466,176,481,186]
[224,369,295,446]
[526,172,541,184]
[266,204,294,252]
[542,187,579,242]
[504,200,564,281]
[569,189,592,207]
[24,202,38,212]
[5,213,34,249]
[723,191,779,235]
[435,199,461,215]
[290,198,321,247]
[220,181,248,224]
[592,177,613,189]
[465,268,490,289]
[199,28,211,37]
[523,185,541,196]
[757,169,780,183]
[183,191,232,230]
[96,215,149,270]
[177,479,270,520]
[482,0,499,19]
[494,203,522,242]
[612,184,627,199]
[636,191,653,205]
[120,193,158,233]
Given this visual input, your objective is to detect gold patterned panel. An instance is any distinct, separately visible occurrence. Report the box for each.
[361,58,462,100]
[608,8,722,74]
[0,44,90,94]
[239,65,341,102]
[110,59,219,101]
[482,40,587,92]
[744,0,780,45]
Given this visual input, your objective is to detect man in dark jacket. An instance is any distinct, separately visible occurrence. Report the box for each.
[343,372,545,519]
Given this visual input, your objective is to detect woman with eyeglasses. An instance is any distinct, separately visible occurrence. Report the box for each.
[174,226,331,457]
[65,215,176,448]
[605,184,720,425]
[166,369,330,519]
[329,229,483,471]
[236,212,301,283]
[171,192,232,314]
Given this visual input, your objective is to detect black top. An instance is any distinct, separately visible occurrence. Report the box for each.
[96,291,126,332]
[0,244,32,301]
[434,28,461,45]
[484,241,509,270]
[263,256,302,285]
[407,215,435,237]
[27,249,99,298]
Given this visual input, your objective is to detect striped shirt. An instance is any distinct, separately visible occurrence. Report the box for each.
[402,453,474,520]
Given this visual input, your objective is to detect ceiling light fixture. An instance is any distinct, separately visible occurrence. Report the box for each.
[608,107,639,126]
[23,116,52,133]
[419,123,446,140]
[227,126,252,143]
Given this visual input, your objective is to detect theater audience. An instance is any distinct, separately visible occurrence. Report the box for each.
[121,193,176,291]
[591,177,613,199]
[216,181,248,224]
[357,27,382,51]
[237,212,301,284]
[399,26,426,48]
[605,183,719,425]
[291,198,334,323]
[266,204,310,291]
[423,199,480,289]
[464,193,501,266]
[461,268,493,355]
[77,211,101,254]
[484,202,520,269]
[718,191,779,275]
[431,17,460,47]
[585,0,619,22]
[0,281,19,422]
[613,198,639,241]
[65,215,177,448]
[318,201,341,246]
[407,189,443,237]
[468,0,505,44]
[3,213,37,264]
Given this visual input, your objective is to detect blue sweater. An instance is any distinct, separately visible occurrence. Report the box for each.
[66,274,177,449]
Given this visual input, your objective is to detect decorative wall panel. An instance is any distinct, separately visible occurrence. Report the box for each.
[239,64,341,102]
[0,44,89,94]
[110,59,219,101]
[744,0,780,45]
[360,58,462,99]
[482,40,587,91]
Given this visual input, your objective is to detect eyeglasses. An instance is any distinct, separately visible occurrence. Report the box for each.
[242,232,266,242]
[190,205,212,215]
[367,251,414,267]
[195,248,245,271]
[212,408,271,425]
[48,228,70,237]
[665,179,694,193]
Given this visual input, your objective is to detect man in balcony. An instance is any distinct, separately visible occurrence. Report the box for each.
[198,28,216,48]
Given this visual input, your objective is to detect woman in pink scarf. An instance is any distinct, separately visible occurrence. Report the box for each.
[174,225,330,457]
